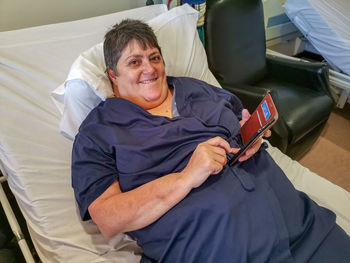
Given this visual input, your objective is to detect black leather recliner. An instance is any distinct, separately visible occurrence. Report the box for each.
[204,0,334,160]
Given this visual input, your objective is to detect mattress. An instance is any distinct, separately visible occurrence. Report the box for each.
[284,0,350,75]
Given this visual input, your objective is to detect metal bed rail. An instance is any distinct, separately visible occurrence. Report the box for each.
[0,173,35,263]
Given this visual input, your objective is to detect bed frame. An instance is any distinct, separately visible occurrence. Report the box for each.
[0,173,35,262]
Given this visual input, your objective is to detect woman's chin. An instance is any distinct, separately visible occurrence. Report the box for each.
[140,83,168,108]
[144,95,162,104]
[142,90,163,102]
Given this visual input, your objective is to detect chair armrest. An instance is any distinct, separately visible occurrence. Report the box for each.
[220,83,270,112]
[265,55,331,95]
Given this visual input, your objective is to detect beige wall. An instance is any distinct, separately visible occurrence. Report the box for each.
[0,0,151,31]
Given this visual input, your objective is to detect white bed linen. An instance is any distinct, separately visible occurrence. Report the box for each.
[0,4,166,263]
[284,0,350,75]
[0,4,350,263]
[265,140,350,233]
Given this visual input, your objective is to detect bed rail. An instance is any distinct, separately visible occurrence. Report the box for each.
[0,174,35,263]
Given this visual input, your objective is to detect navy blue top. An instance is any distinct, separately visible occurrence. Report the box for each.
[72,76,342,262]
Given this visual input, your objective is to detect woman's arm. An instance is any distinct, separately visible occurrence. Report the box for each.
[201,84,271,162]
[88,136,236,238]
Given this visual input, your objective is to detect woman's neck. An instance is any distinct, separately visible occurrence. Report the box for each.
[147,88,174,118]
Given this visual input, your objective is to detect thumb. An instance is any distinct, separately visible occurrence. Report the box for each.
[240,109,251,126]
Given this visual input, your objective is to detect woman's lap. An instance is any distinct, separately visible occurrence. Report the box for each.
[308,224,350,263]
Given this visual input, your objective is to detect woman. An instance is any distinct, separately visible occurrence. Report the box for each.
[72,19,350,262]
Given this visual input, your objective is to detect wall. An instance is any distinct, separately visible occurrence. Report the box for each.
[0,0,165,31]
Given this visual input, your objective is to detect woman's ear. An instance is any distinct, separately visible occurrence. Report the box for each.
[107,68,117,85]
[107,68,119,97]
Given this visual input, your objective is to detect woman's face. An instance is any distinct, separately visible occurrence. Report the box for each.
[109,39,168,110]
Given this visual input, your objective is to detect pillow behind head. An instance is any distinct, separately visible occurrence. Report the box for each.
[53,4,220,140]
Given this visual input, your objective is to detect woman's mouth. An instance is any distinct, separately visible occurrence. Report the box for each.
[139,78,157,84]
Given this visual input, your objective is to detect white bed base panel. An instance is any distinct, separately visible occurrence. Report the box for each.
[263,0,301,47]
[330,71,350,108]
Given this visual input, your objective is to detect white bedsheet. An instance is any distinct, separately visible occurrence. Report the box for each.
[0,5,164,263]
[0,4,349,263]
[284,0,350,75]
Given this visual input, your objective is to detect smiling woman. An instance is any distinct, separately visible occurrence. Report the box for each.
[71,18,350,263]
[108,39,170,113]
[104,20,170,113]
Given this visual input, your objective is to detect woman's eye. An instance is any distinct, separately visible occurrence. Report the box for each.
[151,56,161,62]
[128,60,139,66]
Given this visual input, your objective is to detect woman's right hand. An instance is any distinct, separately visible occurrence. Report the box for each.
[181,137,238,188]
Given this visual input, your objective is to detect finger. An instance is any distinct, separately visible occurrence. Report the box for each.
[211,160,225,175]
[231,147,240,154]
[210,145,227,158]
[240,109,251,126]
[238,150,252,162]
[206,146,229,166]
[250,138,262,152]
[238,139,261,162]
[238,155,248,162]
[264,129,272,138]
[197,144,228,166]
[238,148,256,162]
[207,137,233,153]
[213,153,227,166]
[242,109,250,122]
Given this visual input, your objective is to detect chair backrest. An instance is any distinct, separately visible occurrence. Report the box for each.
[205,0,267,85]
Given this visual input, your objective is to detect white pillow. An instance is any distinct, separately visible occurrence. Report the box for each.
[53,4,221,140]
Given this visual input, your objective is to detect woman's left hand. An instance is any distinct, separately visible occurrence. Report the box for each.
[238,109,271,162]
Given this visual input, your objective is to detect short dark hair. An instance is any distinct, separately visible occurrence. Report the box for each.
[103,19,162,75]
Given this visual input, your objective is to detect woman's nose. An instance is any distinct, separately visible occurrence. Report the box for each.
[142,60,156,74]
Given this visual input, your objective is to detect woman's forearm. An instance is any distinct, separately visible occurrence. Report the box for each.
[89,136,232,238]
[88,172,193,238]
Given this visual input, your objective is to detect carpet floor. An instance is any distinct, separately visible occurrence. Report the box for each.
[299,104,350,192]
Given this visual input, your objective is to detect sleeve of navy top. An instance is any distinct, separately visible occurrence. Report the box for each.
[178,77,243,121]
[72,131,119,221]
[210,86,243,121]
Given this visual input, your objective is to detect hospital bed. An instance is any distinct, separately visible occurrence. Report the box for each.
[0,3,350,263]
[264,0,350,108]
[284,0,350,108]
